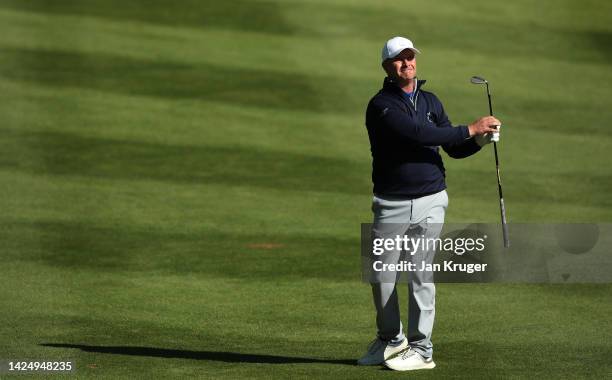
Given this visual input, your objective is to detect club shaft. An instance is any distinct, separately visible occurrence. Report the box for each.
[500,197,509,248]
[486,82,510,247]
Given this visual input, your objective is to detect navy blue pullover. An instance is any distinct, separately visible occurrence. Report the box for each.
[365,78,481,197]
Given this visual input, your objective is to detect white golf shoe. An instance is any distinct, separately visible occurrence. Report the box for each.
[384,347,435,371]
[357,338,408,365]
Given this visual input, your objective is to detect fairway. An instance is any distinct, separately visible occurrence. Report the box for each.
[1,0,611,378]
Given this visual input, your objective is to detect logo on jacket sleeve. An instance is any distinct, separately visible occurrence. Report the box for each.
[426,111,436,123]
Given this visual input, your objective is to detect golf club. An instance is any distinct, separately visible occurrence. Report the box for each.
[470,76,510,248]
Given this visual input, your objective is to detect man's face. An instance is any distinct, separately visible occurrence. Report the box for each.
[383,49,417,82]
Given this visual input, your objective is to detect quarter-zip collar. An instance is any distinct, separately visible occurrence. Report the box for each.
[382,77,427,112]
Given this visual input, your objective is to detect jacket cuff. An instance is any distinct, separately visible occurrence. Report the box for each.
[468,136,482,151]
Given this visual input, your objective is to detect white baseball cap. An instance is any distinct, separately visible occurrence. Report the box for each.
[381,36,421,62]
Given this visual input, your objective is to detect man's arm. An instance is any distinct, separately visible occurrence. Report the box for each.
[368,98,470,146]
[434,98,495,159]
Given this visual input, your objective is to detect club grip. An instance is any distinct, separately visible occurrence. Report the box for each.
[491,125,500,142]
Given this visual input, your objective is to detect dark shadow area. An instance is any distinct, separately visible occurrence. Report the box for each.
[0,47,359,113]
[2,1,608,68]
[0,129,368,194]
[584,30,612,63]
[0,0,293,35]
[2,219,360,280]
[40,343,356,365]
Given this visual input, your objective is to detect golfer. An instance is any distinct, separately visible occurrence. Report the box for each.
[358,36,501,371]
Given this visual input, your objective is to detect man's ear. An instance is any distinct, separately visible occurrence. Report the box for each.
[381,60,391,75]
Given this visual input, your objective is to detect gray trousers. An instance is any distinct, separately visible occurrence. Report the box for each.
[370,190,448,359]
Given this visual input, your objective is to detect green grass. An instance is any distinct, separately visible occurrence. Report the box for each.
[0,0,611,378]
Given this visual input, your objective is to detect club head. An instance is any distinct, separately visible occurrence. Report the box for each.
[470,76,488,85]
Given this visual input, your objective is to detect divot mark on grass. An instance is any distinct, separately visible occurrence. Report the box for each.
[247,243,285,249]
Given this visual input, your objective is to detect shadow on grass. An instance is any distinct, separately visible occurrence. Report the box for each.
[0,129,368,194]
[0,0,293,35]
[584,30,612,63]
[40,343,356,366]
[2,0,610,68]
[3,219,359,280]
[1,46,359,113]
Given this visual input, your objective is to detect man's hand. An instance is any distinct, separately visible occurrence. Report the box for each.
[476,125,501,147]
[468,116,501,137]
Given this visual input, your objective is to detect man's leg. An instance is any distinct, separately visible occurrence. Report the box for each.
[407,274,436,357]
[358,195,413,365]
[406,190,447,359]
[369,194,413,344]
[371,283,405,343]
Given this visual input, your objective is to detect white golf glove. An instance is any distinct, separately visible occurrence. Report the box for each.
[476,125,501,147]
